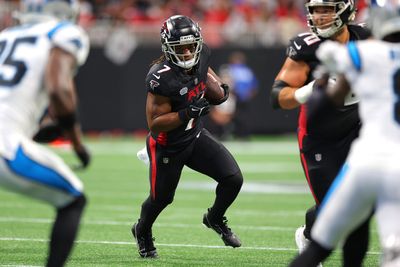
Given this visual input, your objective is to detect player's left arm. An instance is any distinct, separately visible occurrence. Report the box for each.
[45,47,89,168]
[316,41,354,105]
[326,74,351,105]
[45,24,91,168]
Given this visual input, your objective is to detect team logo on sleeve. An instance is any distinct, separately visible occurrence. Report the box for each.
[288,46,297,57]
[150,80,160,90]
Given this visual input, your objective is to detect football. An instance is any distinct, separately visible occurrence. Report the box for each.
[204,72,224,103]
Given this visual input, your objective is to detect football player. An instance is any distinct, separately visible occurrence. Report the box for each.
[290,0,400,266]
[131,15,243,258]
[0,0,90,266]
[270,1,371,266]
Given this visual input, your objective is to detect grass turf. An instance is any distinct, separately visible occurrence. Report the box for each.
[0,137,380,266]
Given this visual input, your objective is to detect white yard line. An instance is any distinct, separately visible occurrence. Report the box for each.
[53,140,299,156]
[0,237,381,255]
[0,217,294,231]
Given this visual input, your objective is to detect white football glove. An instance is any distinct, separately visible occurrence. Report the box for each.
[136,146,149,165]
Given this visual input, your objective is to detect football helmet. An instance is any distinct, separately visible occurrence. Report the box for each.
[160,15,203,70]
[305,0,356,38]
[368,0,400,40]
[16,0,80,24]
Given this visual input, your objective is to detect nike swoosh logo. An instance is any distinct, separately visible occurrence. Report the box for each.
[153,74,160,79]
[294,41,302,50]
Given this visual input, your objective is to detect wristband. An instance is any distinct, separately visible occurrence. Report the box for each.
[57,113,76,130]
[294,80,315,104]
[178,109,189,123]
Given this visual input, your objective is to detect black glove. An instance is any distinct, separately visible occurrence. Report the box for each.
[33,123,63,143]
[178,97,210,122]
[74,145,91,170]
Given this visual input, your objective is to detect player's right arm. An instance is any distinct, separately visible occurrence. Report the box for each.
[146,92,183,134]
[270,33,322,110]
[272,58,310,109]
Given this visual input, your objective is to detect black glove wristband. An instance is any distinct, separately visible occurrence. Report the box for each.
[178,109,190,123]
[57,113,76,130]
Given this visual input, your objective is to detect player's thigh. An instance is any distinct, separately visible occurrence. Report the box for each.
[302,145,348,202]
[147,136,185,202]
[0,140,83,208]
[312,164,375,248]
[186,128,240,182]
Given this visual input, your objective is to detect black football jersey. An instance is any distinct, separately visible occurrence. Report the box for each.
[145,44,211,151]
[286,25,371,141]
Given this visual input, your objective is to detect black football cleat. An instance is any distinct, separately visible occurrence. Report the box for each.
[203,211,242,248]
[131,222,158,258]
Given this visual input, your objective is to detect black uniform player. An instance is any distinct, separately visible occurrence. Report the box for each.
[270,1,371,266]
[131,15,243,258]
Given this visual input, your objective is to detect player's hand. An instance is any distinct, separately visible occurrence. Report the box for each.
[187,97,210,118]
[219,83,230,103]
[73,144,91,170]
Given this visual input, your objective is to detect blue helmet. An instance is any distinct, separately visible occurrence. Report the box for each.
[17,0,80,23]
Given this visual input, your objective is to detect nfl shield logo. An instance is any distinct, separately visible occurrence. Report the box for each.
[180,87,188,95]
[315,154,322,162]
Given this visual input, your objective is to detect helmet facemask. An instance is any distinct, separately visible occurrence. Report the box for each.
[306,0,356,38]
[162,35,203,69]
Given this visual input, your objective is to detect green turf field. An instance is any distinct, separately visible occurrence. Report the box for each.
[0,137,380,266]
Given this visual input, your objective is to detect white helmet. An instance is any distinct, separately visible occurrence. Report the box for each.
[368,0,400,40]
[16,0,80,24]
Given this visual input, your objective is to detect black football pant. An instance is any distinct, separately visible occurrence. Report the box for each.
[47,195,86,267]
[137,128,243,235]
[299,130,370,266]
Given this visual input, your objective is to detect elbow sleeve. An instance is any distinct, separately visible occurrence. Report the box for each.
[270,80,289,110]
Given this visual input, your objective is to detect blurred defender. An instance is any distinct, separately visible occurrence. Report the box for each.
[131,15,243,258]
[0,0,90,266]
[270,1,371,266]
[290,0,400,266]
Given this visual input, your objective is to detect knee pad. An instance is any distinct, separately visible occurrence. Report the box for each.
[222,171,243,189]
[60,194,86,212]
[382,235,400,267]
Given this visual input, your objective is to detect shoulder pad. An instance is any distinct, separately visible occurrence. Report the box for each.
[47,22,89,66]
[287,32,322,61]
[145,63,173,96]
[348,24,372,40]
